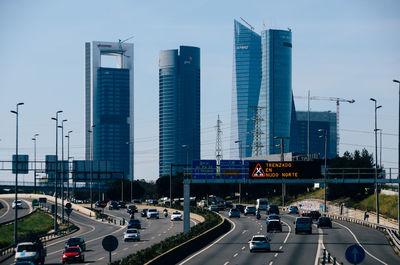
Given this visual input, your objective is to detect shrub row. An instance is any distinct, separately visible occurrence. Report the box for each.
[111,207,221,265]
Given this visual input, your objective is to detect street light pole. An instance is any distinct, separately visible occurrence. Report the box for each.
[318,129,328,213]
[235,140,242,203]
[59,119,67,223]
[11,102,24,245]
[66,130,72,200]
[393,79,400,233]
[370,98,381,224]
[274,136,290,207]
[51,110,62,231]
[32,134,39,194]
[89,124,95,210]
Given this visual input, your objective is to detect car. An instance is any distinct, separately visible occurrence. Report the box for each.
[317,216,332,228]
[123,229,140,241]
[294,217,312,234]
[256,198,269,212]
[170,211,183,221]
[267,220,282,232]
[266,214,280,224]
[118,201,127,208]
[140,208,148,217]
[244,206,257,216]
[288,205,299,214]
[267,204,279,215]
[147,208,159,219]
[108,201,119,210]
[229,208,241,218]
[31,199,39,207]
[198,200,207,208]
[224,201,233,208]
[249,235,271,252]
[233,204,245,213]
[127,205,138,214]
[95,201,107,208]
[131,199,141,204]
[127,219,141,229]
[62,247,84,263]
[309,210,321,220]
[64,237,86,251]
[209,205,219,212]
[12,200,23,209]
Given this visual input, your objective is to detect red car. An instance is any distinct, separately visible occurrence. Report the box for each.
[62,247,84,263]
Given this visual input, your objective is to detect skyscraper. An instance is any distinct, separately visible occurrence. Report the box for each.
[256,29,293,156]
[85,41,134,181]
[159,46,200,177]
[230,20,261,159]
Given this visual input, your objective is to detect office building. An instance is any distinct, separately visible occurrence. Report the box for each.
[85,41,134,180]
[230,20,261,159]
[159,46,200,177]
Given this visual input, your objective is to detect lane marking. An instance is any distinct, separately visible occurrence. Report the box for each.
[333,221,388,265]
[279,246,282,250]
[123,247,128,251]
[281,220,291,244]
[241,230,247,234]
[97,257,105,260]
[134,243,138,247]
[22,199,33,214]
[313,227,323,265]
[0,199,10,219]
[233,253,238,257]
[178,218,237,265]
[223,262,229,265]
[112,252,117,255]
[242,246,245,250]
[269,262,273,265]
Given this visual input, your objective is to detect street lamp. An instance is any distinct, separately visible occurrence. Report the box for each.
[32,134,39,194]
[318,129,328,213]
[126,141,134,202]
[51,110,62,231]
[393,79,400,232]
[11,102,24,245]
[370,98,381,224]
[58,119,67,222]
[274,136,290,207]
[88,124,95,210]
[234,140,243,203]
[65,130,72,200]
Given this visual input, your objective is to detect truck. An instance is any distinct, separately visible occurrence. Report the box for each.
[256,198,269,212]
[15,241,46,265]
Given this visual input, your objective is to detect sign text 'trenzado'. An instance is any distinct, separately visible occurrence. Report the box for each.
[249,161,321,179]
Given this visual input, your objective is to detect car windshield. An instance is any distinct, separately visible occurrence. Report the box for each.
[127,229,137,233]
[65,248,80,253]
[148,209,157,212]
[129,219,139,223]
[297,218,311,223]
[17,245,36,252]
[68,238,81,243]
[252,236,267,242]
[268,215,279,220]
[247,207,256,210]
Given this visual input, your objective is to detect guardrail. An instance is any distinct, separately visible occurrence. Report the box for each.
[321,249,343,265]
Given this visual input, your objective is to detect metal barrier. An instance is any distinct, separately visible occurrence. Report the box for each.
[321,249,343,265]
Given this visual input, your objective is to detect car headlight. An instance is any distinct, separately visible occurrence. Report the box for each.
[75,255,80,257]
[63,254,67,258]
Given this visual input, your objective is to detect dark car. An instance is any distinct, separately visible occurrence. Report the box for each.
[234,204,245,213]
[317,216,332,228]
[224,201,233,208]
[127,205,138,214]
[118,201,127,208]
[267,204,279,215]
[95,201,107,208]
[140,208,148,217]
[128,219,141,229]
[62,247,84,263]
[65,237,86,251]
[309,210,321,220]
[109,201,119,210]
[267,220,282,232]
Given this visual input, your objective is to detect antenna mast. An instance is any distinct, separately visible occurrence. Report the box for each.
[215,115,223,172]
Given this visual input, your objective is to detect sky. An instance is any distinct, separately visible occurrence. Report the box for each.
[0,0,399,182]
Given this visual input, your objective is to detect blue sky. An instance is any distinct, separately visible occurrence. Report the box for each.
[0,0,399,182]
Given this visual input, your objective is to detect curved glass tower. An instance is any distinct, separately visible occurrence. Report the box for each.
[256,29,292,156]
[159,46,200,177]
[230,20,261,159]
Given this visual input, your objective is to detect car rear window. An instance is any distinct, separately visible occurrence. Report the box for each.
[297,218,311,224]
[17,245,36,252]
[65,247,80,253]
[252,237,267,241]
[127,229,137,233]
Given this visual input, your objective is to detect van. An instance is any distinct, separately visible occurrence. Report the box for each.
[256,198,269,212]
[294,217,312,234]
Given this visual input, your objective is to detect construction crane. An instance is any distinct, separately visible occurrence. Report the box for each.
[117,36,134,57]
[240,17,255,31]
[294,95,355,154]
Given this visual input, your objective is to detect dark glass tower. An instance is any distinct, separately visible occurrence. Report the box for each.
[256,29,292,156]
[159,46,200,177]
[230,20,261,159]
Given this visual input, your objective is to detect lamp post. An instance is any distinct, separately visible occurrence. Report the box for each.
[393,79,400,232]
[235,140,242,203]
[59,119,67,222]
[51,110,62,231]
[66,130,72,200]
[318,129,328,213]
[274,136,290,207]
[11,102,24,245]
[88,124,95,210]
[32,134,39,194]
[370,98,381,224]
[126,141,134,202]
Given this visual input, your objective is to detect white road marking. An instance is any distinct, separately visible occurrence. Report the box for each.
[279,246,283,250]
[241,230,247,234]
[178,218,236,265]
[123,247,128,251]
[233,253,238,257]
[112,252,117,255]
[223,262,229,265]
[334,221,388,265]
[134,243,138,246]
[0,199,10,219]
[242,246,245,250]
[269,262,273,265]
[274,253,278,257]
[281,221,291,244]
[22,199,33,214]
[97,257,105,260]
[314,227,323,265]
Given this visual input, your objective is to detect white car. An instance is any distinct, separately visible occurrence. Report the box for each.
[12,200,23,209]
[249,235,271,252]
[170,211,183,221]
[123,229,140,241]
[147,208,159,219]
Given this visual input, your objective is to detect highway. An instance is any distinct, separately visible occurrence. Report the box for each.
[1,199,196,265]
[179,209,400,265]
[0,198,32,224]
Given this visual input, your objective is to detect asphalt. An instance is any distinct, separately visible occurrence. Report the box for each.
[0,198,32,224]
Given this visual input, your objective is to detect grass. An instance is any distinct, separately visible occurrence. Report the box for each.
[0,209,53,248]
[348,194,398,220]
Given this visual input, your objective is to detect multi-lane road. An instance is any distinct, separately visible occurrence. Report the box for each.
[179,210,400,265]
[0,198,32,224]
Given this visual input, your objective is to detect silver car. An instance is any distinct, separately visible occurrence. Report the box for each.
[147,208,159,219]
[249,235,271,252]
[123,229,140,241]
[170,211,183,221]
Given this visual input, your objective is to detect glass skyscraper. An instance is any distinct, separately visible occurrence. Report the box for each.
[256,29,292,156]
[159,46,200,177]
[230,20,261,159]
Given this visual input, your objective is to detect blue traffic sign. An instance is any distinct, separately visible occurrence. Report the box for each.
[220,160,243,179]
[345,244,365,264]
[191,160,216,179]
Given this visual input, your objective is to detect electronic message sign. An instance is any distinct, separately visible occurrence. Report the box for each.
[249,161,321,179]
[220,160,243,179]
